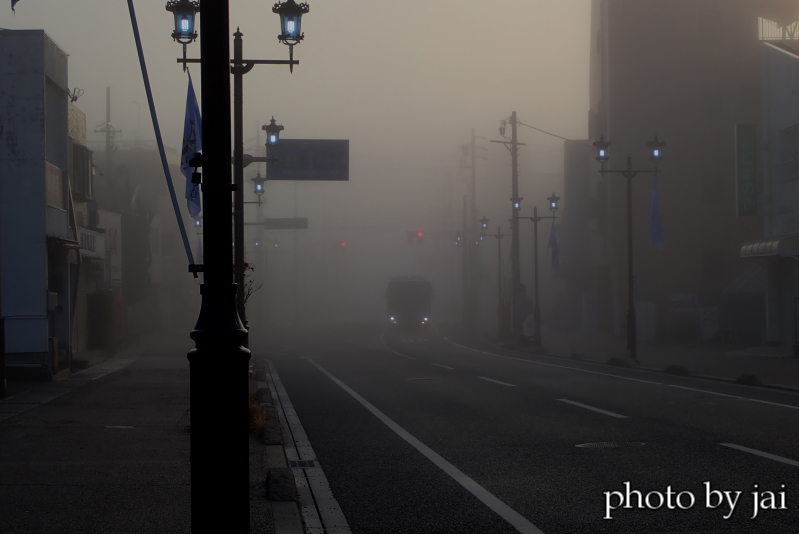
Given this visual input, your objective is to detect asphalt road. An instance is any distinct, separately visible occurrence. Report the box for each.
[251,326,799,534]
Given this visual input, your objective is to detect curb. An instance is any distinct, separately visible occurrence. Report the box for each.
[253,364,305,534]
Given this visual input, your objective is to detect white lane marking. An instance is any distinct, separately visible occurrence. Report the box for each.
[105,425,135,429]
[746,398,799,411]
[309,360,544,534]
[444,338,662,385]
[556,399,628,419]
[267,361,351,533]
[431,363,455,370]
[669,385,799,411]
[479,377,516,387]
[667,385,741,399]
[380,334,417,360]
[720,443,799,468]
[446,340,799,412]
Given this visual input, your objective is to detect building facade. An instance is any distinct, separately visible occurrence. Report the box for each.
[559,1,798,344]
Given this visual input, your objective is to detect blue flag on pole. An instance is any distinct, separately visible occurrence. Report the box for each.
[548,220,560,270]
[649,177,665,250]
[11,0,20,13]
[181,72,202,217]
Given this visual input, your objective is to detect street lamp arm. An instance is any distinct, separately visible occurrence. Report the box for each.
[177,57,299,67]
[598,169,657,177]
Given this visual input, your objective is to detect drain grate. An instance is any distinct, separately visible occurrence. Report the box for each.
[289,460,316,468]
[576,442,646,448]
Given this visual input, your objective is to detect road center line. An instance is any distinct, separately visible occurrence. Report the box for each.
[667,385,741,399]
[444,338,662,385]
[308,360,544,534]
[479,376,516,387]
[431,363,455,370]
[556,399,628,419]
[380,334,417,360]
[720,443,799,468]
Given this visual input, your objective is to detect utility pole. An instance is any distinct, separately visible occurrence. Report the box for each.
[491,112,525,341]
[468,129,477,326]
[461,194,468,325]
[510,112,521,340]
[94,87,121,182]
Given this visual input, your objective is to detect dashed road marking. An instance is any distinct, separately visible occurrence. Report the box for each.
[478,376,516,387]
[557,399,627,419]
[444,338,662,385]
[720,443,799,468]
[380,334,416,360]
[431,363,455,370]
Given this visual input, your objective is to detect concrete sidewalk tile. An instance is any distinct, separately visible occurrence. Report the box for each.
[271,501,304,534]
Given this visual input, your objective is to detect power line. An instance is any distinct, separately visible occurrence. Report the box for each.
[516,119,592,147]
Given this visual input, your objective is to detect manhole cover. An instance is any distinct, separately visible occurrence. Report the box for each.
[576,442,646,448]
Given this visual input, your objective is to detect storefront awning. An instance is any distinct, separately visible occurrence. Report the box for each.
[740,234,799,258]
[46,236,80,249]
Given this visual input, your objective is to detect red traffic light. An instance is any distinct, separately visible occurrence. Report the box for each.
[341,242,346,247]
[417,232,423,237]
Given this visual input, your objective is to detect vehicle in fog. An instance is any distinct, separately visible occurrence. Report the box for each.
[385,276,434,332]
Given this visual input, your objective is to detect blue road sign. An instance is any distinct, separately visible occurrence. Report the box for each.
[266,139,349,181]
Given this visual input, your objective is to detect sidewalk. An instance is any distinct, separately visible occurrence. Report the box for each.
[529,327,799,391]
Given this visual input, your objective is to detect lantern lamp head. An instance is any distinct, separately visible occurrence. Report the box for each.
[593,135,612,163]
[273,0,309,46]
[547,192,560,212]
[512,197,523,211]
[647,135,666,164]
[165,0,200,44]
[262,117,285,147]
[252,172,266,196]
[480,216,489,232]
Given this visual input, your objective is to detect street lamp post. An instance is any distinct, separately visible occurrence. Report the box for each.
[170,8,305,337]
[520,193,559,348]
[481,217,511,339]
[164,0,308,528]
[593,135,665,363]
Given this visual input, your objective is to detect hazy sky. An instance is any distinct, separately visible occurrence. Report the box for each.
[3,0,591,318]
[2,0,589,175]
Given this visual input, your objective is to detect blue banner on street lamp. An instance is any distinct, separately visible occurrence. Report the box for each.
[181,72,202,217]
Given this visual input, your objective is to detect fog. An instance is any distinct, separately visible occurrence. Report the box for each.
[3,0,589,330]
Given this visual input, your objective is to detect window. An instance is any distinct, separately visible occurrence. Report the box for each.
[71,144,93,198]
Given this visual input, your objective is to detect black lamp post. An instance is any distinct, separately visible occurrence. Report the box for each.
[593,135,665,363]
[481,216,512,339]
[520,193,559,348]
[167,4,307,337]
[163,0,308,528]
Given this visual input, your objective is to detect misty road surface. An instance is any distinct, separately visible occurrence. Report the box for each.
[253,327,799,534]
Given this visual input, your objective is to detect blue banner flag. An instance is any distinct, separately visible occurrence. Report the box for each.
[181,72,202,217]
[11,0,20,13]
[548,220,560,271]
[649,177,665,250]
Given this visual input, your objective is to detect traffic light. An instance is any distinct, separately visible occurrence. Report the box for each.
[407,231,424,244]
